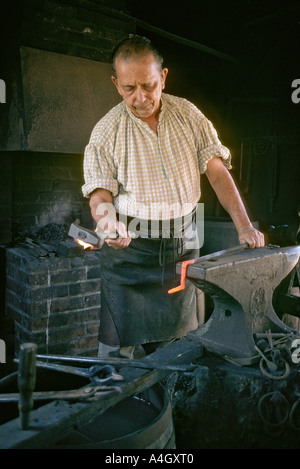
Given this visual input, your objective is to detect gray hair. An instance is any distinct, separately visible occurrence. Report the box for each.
[112,35,164,77]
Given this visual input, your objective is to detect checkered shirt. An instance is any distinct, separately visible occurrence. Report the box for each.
[82,93,231,219]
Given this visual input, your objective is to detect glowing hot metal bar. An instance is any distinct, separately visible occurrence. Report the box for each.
[168,243,249,294]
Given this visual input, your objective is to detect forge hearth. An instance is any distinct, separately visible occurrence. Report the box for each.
[5,235,101,357]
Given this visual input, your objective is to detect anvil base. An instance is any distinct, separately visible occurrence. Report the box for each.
[183,245,300,363]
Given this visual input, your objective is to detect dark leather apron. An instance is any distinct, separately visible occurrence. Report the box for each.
[98,219,200,347]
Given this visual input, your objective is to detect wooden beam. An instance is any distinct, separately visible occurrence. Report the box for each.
[244,3,300,27]
[64,0,239,63]
[132,18,239,64]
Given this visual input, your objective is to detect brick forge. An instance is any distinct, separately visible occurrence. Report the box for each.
[5,246,101,357]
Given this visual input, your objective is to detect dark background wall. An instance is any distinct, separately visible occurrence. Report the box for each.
[126,0,300,230]
[0,0,132,242]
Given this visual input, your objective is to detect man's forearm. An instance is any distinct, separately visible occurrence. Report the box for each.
[89,188,131,249]
[205,159,250,228]
[89,188,115,229]
[210,171,251,232]
[205,157,265,248]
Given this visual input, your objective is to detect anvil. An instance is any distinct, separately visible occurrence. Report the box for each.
[180,245,300,363]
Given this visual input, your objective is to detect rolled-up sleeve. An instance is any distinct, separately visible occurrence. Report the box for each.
[82,141,119,198]
[197,118,232,174]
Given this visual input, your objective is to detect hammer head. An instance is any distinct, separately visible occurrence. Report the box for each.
[68,222,100,248]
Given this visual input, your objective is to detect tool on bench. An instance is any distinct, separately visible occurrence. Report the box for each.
[0,384,122,403]
[253,331,295,380]
[17,343,37,430]
[0,357,124,407]
[35,354,198,372]
[14,359,124,386]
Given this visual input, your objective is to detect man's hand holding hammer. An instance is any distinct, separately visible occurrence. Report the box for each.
[90,188,132,250]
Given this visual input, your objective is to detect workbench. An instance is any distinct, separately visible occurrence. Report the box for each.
[0,335,203,449]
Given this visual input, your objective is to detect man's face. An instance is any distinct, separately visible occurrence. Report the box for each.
[112,54,168,121]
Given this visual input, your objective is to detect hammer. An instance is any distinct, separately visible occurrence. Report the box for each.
[68,221,107,248]
[68,220,135,249]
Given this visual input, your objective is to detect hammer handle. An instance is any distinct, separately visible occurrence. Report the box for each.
[18,343,37,430]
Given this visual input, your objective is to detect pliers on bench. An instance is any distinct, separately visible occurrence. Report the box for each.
[34,361,124,386]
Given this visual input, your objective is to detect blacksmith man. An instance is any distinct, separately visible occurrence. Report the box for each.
[82,36,264,359]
